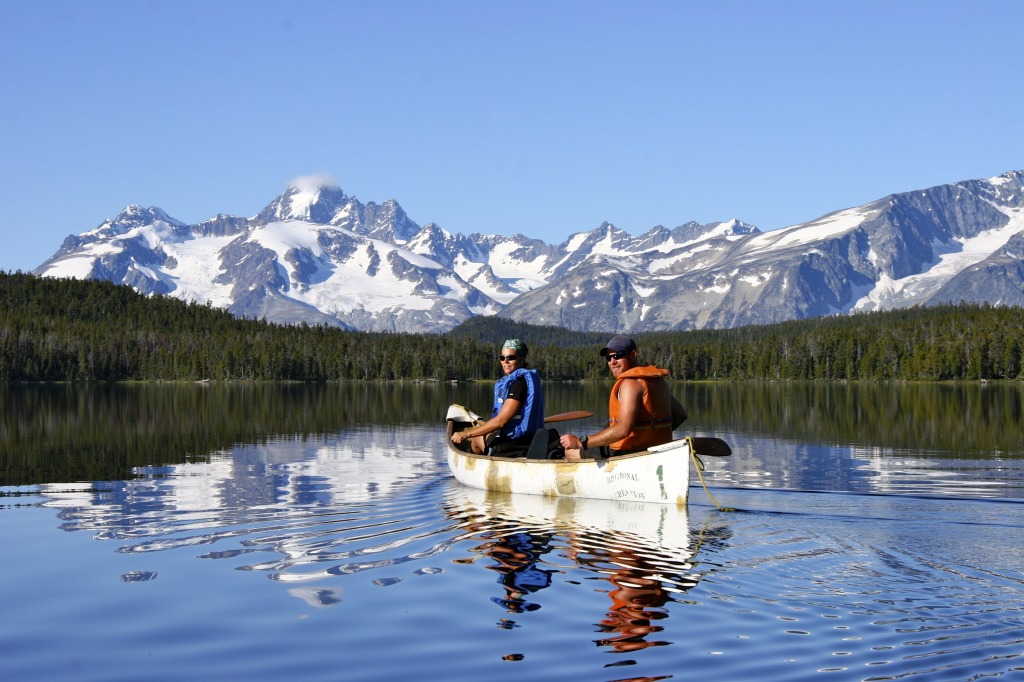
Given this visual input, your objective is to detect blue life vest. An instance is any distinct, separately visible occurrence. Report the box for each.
[490,368,544,440]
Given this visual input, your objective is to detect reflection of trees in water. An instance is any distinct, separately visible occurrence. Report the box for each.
[681,381,1024,455]
[1,382,475,486]
[6,381,1021,486]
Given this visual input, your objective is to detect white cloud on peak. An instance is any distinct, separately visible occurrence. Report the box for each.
[289,173,336,192]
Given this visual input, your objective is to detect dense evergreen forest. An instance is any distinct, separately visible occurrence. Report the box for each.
[2,271,1022,382]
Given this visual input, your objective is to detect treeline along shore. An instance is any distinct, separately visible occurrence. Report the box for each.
[2,272,1022,382]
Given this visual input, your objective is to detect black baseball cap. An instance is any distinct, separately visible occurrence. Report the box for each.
[600,335,637,356]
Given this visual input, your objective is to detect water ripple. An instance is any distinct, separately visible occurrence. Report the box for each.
[19,444,1024,682]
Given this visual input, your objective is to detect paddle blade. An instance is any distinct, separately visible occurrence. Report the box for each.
[543,410,593,423]
[691,437,731,457]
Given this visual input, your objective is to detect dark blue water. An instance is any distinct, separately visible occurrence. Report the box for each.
[2,422,1022,681]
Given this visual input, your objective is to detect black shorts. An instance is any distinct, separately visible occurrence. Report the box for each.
[488,435,532,457]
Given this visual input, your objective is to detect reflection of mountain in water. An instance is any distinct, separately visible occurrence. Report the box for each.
[39,427,443,554]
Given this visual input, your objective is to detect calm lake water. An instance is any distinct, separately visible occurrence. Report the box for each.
[2,382,1023,681]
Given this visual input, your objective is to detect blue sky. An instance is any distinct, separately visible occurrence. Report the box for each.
[2,0,1022,273]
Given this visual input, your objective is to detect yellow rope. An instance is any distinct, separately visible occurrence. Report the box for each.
[451,404,482,426]
[686,437,737,512]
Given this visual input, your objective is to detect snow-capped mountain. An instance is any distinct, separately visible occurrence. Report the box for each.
[34,170,1024,333]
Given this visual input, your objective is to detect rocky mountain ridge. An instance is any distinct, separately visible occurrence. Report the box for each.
[34,170,1024,333]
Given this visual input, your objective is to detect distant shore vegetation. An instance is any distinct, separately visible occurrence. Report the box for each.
[2,271,1022,383]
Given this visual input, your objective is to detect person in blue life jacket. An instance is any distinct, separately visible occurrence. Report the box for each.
[450,339,545,456]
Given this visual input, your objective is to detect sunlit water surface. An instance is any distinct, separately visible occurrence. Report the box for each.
[2,384,1024,681]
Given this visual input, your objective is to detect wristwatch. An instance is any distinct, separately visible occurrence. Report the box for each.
[580,436,589,450]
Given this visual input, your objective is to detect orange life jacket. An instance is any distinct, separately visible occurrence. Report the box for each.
[608,365,675,452]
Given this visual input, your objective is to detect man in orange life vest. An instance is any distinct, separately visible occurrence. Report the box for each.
[559,335,688,461]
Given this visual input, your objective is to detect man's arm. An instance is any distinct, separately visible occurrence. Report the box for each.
[560,379,640,451]
[451,396,522,445]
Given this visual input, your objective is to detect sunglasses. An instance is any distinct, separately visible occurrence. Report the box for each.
[499,355,519,362]
[605,352,629,361]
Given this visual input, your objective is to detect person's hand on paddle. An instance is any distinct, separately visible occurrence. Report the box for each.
[560,434,584,450]
[558,433,585,462]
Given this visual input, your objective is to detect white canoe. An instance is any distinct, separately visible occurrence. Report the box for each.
[446,408,692,506]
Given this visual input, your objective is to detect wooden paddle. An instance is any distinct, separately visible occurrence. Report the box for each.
[691,437,732,457]
[543,410,593,423]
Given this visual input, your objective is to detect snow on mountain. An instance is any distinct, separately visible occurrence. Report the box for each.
[32,170,1024,333]
[498,170,1024,331]
[853,211,1024,311]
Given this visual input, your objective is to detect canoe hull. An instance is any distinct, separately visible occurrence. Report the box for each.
[446,420,690,505]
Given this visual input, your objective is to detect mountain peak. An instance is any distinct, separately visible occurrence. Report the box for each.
[114,205,180,228]
[255,182,350,224]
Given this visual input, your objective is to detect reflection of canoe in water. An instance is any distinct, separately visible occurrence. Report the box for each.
[446,408,693,505]
[446,483,693,561]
